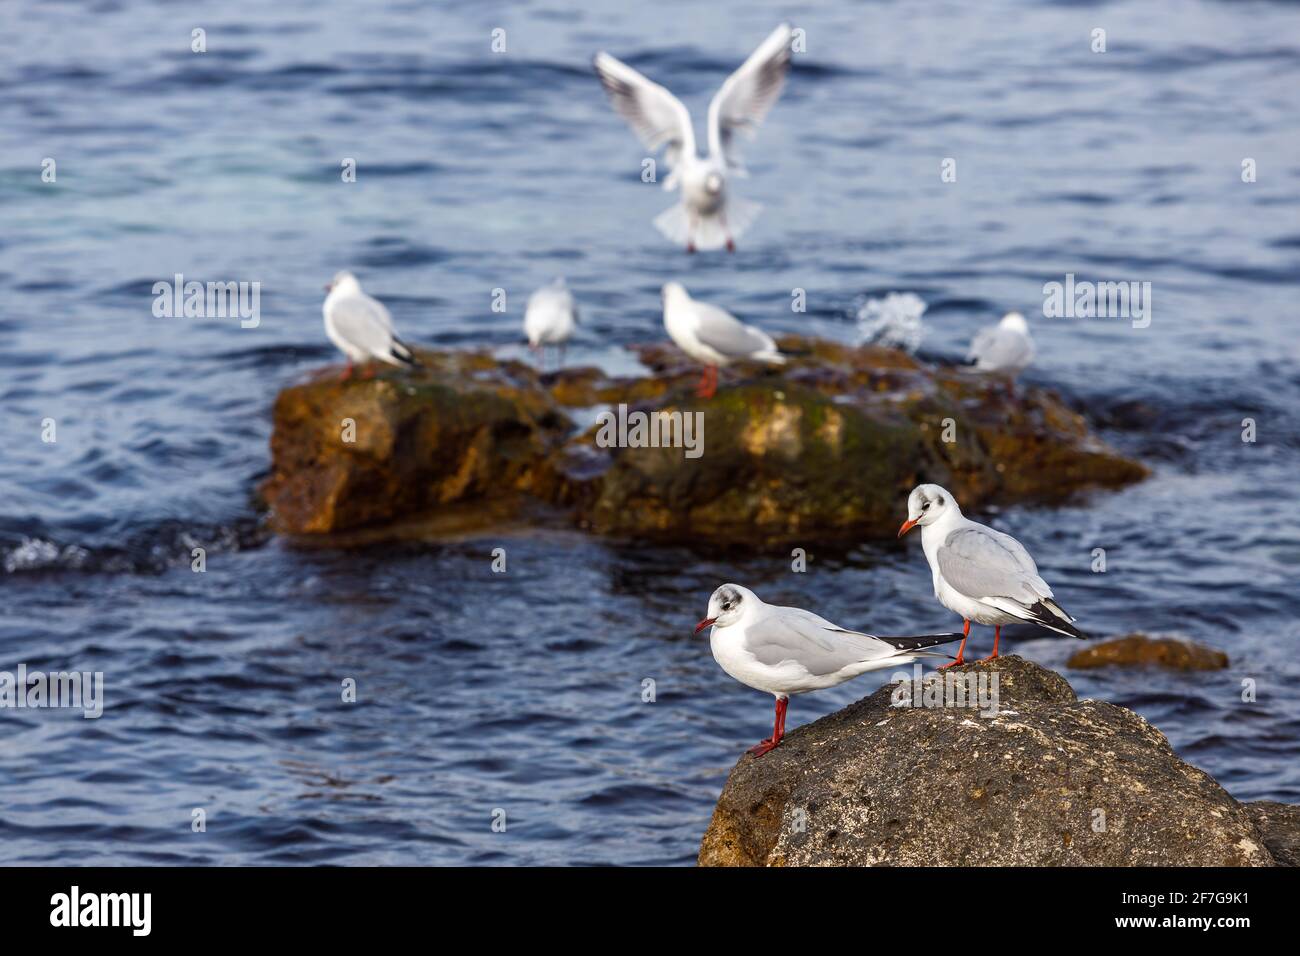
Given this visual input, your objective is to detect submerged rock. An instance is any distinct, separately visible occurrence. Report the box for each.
[262,337,1148,541]
[697,656,1280,866]
[1067,634,1229,671]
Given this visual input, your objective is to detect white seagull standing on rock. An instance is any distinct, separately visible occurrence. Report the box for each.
[967,311,1035,380]
[524,278,578,370]
[695,584,962,757]
[898,483,1088,666]
[323,271,418,381]
[662,281,785,398]
[593,23,793,253]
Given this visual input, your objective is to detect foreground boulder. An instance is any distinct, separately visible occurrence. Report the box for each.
[698,656,1280,866]
[262,337,1148,542]
[1067,633,1229,671]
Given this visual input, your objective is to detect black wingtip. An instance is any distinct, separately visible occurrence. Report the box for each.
[877,632,966,651]
[1025,601,1088,640]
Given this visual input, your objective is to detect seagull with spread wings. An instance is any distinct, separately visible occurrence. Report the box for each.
[898,483,1089,666]
[695,584,962,757]
[593,23,794,252]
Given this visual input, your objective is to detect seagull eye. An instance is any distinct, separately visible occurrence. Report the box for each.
[922,501,930,511]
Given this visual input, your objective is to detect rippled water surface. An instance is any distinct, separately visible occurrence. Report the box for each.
[1,0,1298,864]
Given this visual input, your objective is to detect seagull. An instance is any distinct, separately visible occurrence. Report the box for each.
[897,483,1088,666]
[322,271,418,381]
[695,584,962,757]
[524,278,578,370]
[967,311,1034,380]
[661,281,785,398]
[593,23,793,253]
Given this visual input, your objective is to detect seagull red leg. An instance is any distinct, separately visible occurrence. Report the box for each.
[748,697,786,757]
[940,619,971,669]
[339,360,353,382]
[979,626,1001,662]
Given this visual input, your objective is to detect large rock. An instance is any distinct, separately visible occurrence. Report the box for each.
[261,337,1148,541]
[1244,802,1300,867]
[698,656,1281,866]
[261,352,572,534]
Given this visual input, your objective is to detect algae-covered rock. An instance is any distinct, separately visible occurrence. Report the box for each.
[262,337,1148,541]
[261,352,572,534]
[697,655,1278,867]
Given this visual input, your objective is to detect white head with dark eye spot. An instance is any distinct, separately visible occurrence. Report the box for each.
[900,483,960,536]
[696,583,754,634]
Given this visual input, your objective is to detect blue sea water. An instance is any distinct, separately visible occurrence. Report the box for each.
[0,0,1298,864]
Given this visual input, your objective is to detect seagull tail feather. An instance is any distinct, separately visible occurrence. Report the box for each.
[389,337,421,368]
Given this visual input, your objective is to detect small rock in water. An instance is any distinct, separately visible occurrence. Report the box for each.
[855,292,927,354]
[1066,633,1228,671]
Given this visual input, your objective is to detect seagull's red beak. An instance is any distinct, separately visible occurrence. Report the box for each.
[897,518,918,538]
[694,617,717,635]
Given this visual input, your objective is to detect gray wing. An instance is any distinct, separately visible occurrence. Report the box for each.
[969,326,1033,372]
[744,606,895,677]
[692,302,776,358]
[593,52,695,176]
[329,293,398,356]
[936,525,1053,605]
[706,23,793,173]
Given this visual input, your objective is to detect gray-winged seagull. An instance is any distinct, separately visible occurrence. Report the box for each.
[661,281,784,398]
[898,483,1087,666]
[695,583,962,757]
[323,271,418,381]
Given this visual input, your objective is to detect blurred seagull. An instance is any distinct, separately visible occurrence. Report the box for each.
[593,23,794,253]
[323,271,418,381]
[967,311,1034,380]
[695,584,962,757]
[524,278,578,370]
[661,281,785,398]
[898,483,1088,666]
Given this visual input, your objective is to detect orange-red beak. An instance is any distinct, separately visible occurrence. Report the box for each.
[897,518,918,538]
[694,617,716,635]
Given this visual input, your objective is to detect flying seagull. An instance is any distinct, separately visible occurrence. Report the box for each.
[593,23,794,252]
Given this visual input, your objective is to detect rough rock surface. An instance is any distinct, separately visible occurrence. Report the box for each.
[697,656,1280,866]
[262,337,1148,540]
[1244,801,1300,866]
[1067,633,1229,670]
